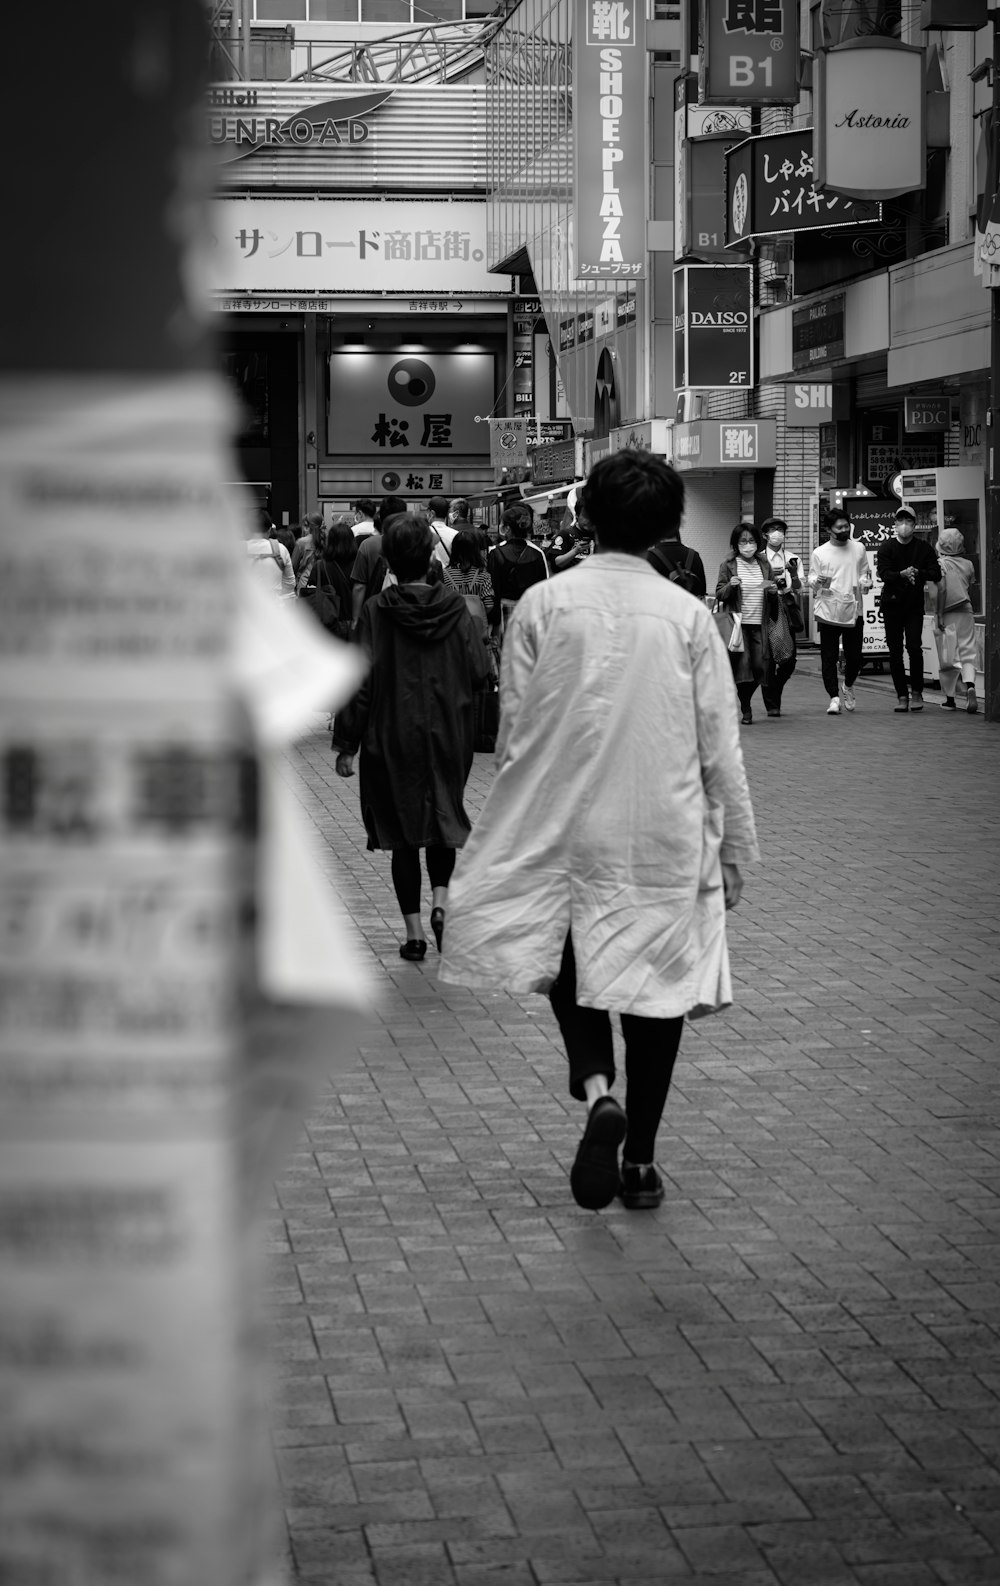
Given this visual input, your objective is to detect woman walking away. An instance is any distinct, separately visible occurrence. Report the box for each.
[444,528,498,628]
[333,515,491,961]
[440,451,758,1212]
[293,512,326,593]
[487,503,549,638]
[715,524,779,725]
[759,517,802,718]
[934,527,980,714]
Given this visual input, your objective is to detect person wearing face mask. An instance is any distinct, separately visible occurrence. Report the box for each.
[759,517,802,718]
[808,509,872,716]
[715,524,780,725]
[875,505,941,712]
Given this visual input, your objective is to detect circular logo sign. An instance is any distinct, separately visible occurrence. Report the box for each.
[731,173,749,240]
[499,431,518,451]
[387,357,436,407]
[380,471,401,492]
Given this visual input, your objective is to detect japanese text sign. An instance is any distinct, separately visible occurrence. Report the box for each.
[209,199,496,294]
[700,0,799,107]
[726,130,882,245]
[327,352,495,460]
[816,40,925,201]
[674,264,754,390]
[573,0,647,281]
[672,419,777,470]
[490,419,529,469]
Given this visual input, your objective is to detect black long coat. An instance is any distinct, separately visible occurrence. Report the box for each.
[336,582,490,850]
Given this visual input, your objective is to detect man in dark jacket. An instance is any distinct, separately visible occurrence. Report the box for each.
[875,506,941,712]
[646,524,707,600]
[334,515,490,961]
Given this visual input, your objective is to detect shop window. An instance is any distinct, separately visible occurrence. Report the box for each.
[309,0,360,17]
[254,0,306,19]
[360,0,411,20]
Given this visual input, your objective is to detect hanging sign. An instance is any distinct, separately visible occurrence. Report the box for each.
[700,0,799,107]
[815,40,925,201]
[490,418,529,469]
[573,0,647,280]
[674,263,754,389]
[726,130,882,245]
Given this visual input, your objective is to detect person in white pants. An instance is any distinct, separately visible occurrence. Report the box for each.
[934,527,979,715]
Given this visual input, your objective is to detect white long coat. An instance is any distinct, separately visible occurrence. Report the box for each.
[439,552,760,1019]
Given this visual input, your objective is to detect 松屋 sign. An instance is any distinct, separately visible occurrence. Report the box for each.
[700,0,799,107]
[816,40,925,201]
[573,0,646,280]
[674,264,754,390]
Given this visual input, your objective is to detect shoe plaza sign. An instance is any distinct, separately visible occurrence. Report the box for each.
[726,129,882,245]
[208,86,393,160]
[573,0,647,280]
[673,264,754,390]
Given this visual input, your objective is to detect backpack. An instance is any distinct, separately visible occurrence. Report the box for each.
[648,541,700,595]
[493,541,547,601]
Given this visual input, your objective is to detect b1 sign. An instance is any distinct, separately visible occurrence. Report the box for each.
[700,0,799,107]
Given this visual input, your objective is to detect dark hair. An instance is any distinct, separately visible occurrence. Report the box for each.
[449,497,471,521]
[353,498,377,519]
[759,517,787,538]
[383,514,432,581]
[825,507,851,530]
[579,451,685,553]
[448,528,485,572]
[258,507,275,537]
[324,518,356,572]
[375,495,407,528]
[501,503,532,540]
[428,495,449,520]
[730,523,763,554]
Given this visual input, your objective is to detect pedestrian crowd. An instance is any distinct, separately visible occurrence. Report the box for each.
[248,459,982,1215]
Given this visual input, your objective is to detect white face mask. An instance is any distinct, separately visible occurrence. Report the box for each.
[767,534,784,551]
[737,542,757,559]
[894,519,914,541]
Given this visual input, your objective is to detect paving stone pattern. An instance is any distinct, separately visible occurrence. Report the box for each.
[269,670,1000,1586]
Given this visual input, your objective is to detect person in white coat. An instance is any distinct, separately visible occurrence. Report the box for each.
[439,451,759,1213]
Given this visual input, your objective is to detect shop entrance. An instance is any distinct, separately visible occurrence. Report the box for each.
[220,327,300,528]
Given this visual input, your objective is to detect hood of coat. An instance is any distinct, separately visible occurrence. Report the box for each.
[378,580,468,641]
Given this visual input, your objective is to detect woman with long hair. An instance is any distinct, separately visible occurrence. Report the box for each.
[333,515,491,960]
[292,511,326,593]
[714,524,779,726]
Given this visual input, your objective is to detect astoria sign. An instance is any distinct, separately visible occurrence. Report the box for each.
[208,89,394,160]
[815,39,925,200]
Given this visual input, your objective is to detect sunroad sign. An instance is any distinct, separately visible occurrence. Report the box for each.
[209,88,393,161]
[674,264,754,389]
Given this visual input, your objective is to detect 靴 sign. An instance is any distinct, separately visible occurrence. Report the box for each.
[573,0,646,280]
[674,264,754,389]
[700,0,799,107]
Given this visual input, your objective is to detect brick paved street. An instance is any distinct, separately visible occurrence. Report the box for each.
[268,667,1000,1586]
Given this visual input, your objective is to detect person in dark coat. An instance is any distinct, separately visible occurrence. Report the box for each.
[875,505,941,711]
[333,514,491,962]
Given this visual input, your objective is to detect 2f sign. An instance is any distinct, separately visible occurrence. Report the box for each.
[701,0,800,107]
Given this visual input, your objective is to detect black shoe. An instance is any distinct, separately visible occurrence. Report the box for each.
[940,696,957,710]
[620,1164,665,1210]
[967,688,979,714]
[894,696,909,713]
[430,907,445,953]
[570,1096,627,1210]
[765,709,780,718]
[399,939,427,962]
[741,712,753,725]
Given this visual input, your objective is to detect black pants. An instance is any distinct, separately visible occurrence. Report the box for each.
[548,936,683,1164]
[390,846,455,915]
[882,606,925,697]
[760,642,797,713]
[818,618,864,697]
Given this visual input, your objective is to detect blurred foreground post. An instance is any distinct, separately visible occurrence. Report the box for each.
[0,4,281,1581]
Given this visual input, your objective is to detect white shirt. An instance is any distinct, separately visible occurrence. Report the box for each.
[246,536,295,598]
